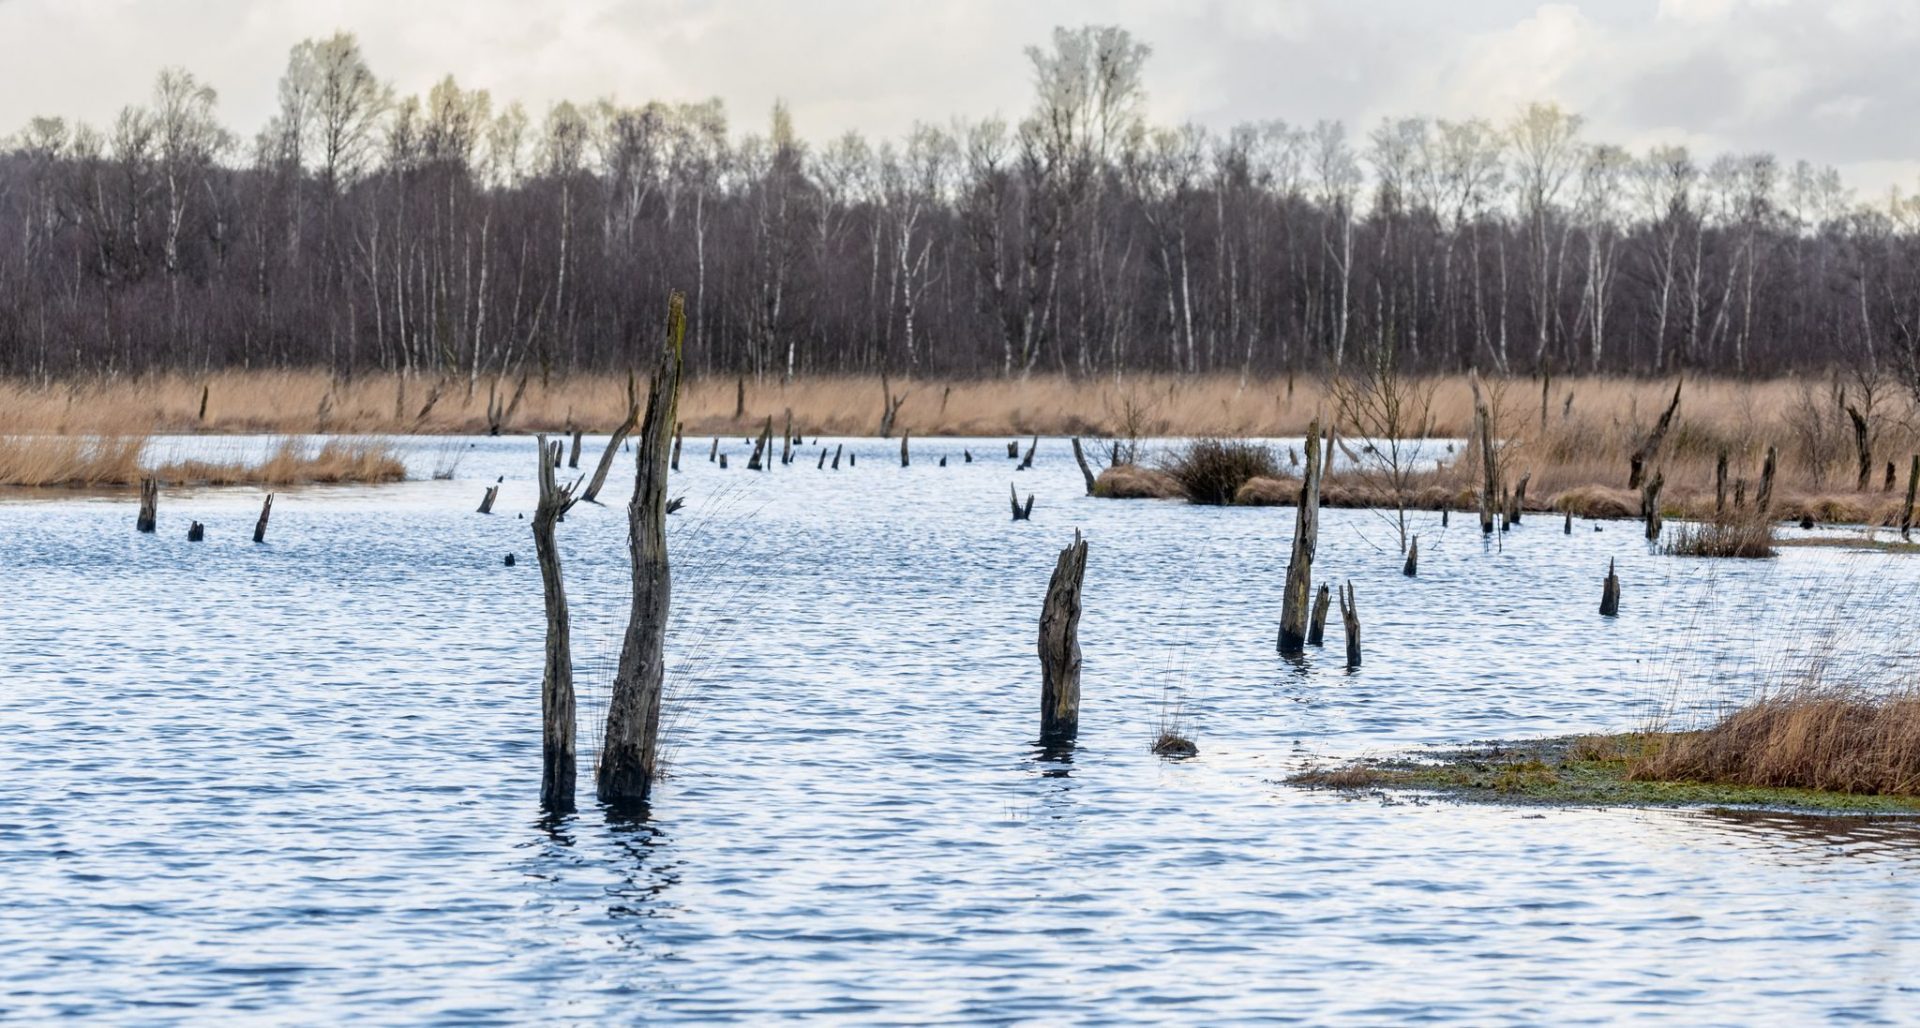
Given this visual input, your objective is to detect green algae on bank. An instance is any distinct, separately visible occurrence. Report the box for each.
[1290,735,1920,814]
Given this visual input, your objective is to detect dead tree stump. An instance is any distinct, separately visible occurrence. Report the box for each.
[832,443,843,470]
[1600,559,1620,617]
[1278,418,1323,656]
[187,521,204,542]
[708,437,719,463]
[1628,378,1683,490]
[1403,536,1418,577]
[900,433,910,468]
[818,447,828,469]
[964,450,973,463]
[670,428,682,472]
[598,291,686,809]
[533,435,581,812]
[253,493,274,543]
[1756,445,1777,517]
[1641,471,1664,541]
[1563,508,1572,535]
[1017,437,1039,470]
[1007,440,1020,458]
[1338,581,1361,669]
[782,410,794,465]
[1307,584,1331,646]
[1904,455,1918,542]
[1038,530,1089,744]
[136,477,158,533]
[1714,450,1729,516]
[1471,374,1497,535]
[1010,483,1034,521]
[1070,438,1097,496]
[1512,473,1530,524]
[478,485,499,514]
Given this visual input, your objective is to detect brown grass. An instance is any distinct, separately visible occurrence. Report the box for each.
[1664,514,1778,558]
[0,434,406,488]
[1093,464,1183,499]
[1631,688,1920,796]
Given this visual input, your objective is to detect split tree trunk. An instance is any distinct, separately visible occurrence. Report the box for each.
[1307,583,1331,646]
[1600,559,1620,617]
[478,485,499,514]
[1278,418,1323,655]
[136,478,158,533]
[533,434,579,813]
[1628,377,1683,490]
[1070,438,1097,496]
[1338,581,1360,669]
[1038,530,1088,744]
[598,291,687,808]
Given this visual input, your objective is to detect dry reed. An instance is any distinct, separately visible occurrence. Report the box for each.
[0,434,405,488]
[1630,687,1920,796]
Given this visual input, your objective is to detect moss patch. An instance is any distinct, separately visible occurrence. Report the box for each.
[1289,735,1920,814]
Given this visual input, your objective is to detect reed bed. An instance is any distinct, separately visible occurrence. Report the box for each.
[0,434,406,488]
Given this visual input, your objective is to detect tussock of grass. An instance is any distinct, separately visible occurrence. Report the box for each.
[1093,464,1183,499]
[1552,485,1640,520]
[1232,475,1299,505]
[1157,438,1279,505]
[0,434,406,488]
[1631,688,1920,796]
[1664,516,1778,558]
[1152,731,1199,757]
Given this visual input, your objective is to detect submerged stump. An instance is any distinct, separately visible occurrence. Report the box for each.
[1601,559,1621,617]
[1038,530,1089,744]
[253,493,274,543]
[136,477,158,533]
[533,435,581,813]
[1278,419,1324,656]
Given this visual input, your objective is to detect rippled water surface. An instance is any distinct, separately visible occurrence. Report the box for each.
[5,434,1920,1023]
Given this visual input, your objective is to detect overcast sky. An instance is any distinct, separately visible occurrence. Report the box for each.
[3,0,1918,195]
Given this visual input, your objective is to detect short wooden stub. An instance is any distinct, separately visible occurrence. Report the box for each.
[849,452,857,467]
[782,410,794,466]
[670,430,682,472]
[1278,419,1323,656]
[817,447,828,469]
[1600,559,1620,617]
[900,433,910,468]
[186,521,204,542]
[1756,445,1777,516]
[1338,581,1361,669]
[708,437,719,463]
[939,456,947,467]
[1070,437,1097,495]
[964,450,973,463]
[1307,583,1331,646]
[136,477,158,533]
[1007,440,1019,459]
[1563,507,1573,535]
[1641,471,1664,541]
[832,443,843,470]
[478,485,499,514]
[1019,436,1038,470]
[1714,450,1729,516]
[569,429,585,469]
[1038,530,1089,744]
[1010,483,1028,521]
[1402,536,1418,577]
[1512,473,1530,525]
[253,493,274,543]
[533,435,580,813]
[719,453,729,469]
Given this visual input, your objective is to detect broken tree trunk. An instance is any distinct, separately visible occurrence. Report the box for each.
[136,477,158,533]
[187,521,204,542]
[533,435,580,813]
[832,443,843,470]
[1338,581,1361,669]
[818,447,828,469]
[1018,437,1039,470]
[253,493,273,543]
[1010,483,1033,521]
[1070,437,1097,496]
[1563,508,1572,534]
[1278,418,1323,656]
[1642,470,1664,541]
[1714,450,1729,516]
[1007,440,1019,459]
[708,437,719,463]
[900,433,910,468]
[1845,401,1871,491]
[1902,455,1919,542]
[1307,583,1331,646]
[671,428,682,472]
[1471,373,1496,535]
[598,291,687,809]
[1600,559,1620,617]
[1628,377,1683,490]
[582,370,641,504]
[747,416,772,471]
[879,375,907,438]
[1756,445,1777,516]
[1512,473,1530,525]
[782,410,794,465]
[478,485,499,514]
[734,374,745,420]
[569,428,584,469]
[1403,536,1418,577]
[1038,530,1089,744]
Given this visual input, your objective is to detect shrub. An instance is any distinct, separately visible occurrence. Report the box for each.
[1664,516,1776,558]
[1157,438,1279,505]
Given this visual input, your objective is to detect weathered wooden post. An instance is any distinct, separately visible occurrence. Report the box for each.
[478,485,499,514]
[253,493,273,543]
[782,410,794,465]
[598,291,686,808]
[1563,507,1572,535]
[582,371,641,504]
[1338,580,1361,669]
[1403,536,1418,576]
[1885,460,1896,492]
[1038,530,1088,744]
[817,447,828,469]
[718,454,728,468]
[1600,559,1620,617]
[734,374,745,420]
[1278,418,1323,656]
[1641,470,1664,541]
[1307,583,1331,646]
[1007,440,1019,459]
[186,521,204,542]
[1512,472,1530,524]
[1070,437,1097,495]
[670,427,682,471]
[746,415,772,471]
[900,433,910,467]
[1903,455,1918,542]
[832,443,843,470]
[198,383,210,423]
[136,477,158,533]
[1500,487,1513,532]
[1019,436,1039,470]
[1714,450,1729,516]
[568,428,585,469]
[708,437,719,463]
[1756,445,1777,516]
[533,435,580,812]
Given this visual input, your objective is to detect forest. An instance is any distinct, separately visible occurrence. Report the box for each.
[4,25,1920,398]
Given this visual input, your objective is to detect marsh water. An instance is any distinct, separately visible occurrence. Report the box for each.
[5,433,1920,1023]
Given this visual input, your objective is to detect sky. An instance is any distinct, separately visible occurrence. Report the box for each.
[3,0,1918,196]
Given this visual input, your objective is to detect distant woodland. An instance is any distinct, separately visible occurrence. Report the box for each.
[6,26,1920,396]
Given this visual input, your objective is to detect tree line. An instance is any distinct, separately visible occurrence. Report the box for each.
[5,26,1920,397]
